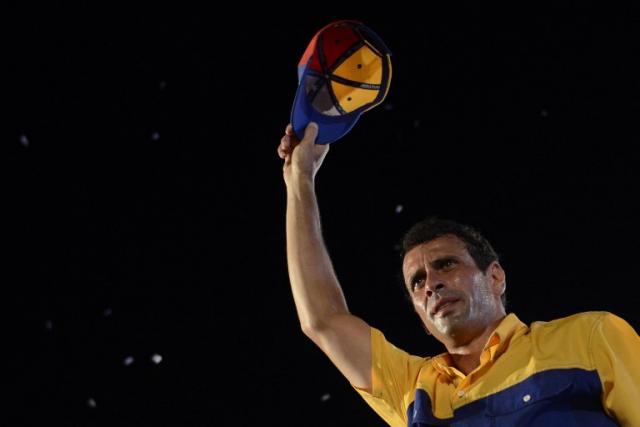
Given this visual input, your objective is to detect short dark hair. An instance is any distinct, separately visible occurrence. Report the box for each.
[400,217,506,307]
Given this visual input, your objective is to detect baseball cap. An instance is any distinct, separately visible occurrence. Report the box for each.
[290,20,392,145]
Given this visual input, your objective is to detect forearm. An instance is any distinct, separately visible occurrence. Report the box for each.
[286,175,349,331]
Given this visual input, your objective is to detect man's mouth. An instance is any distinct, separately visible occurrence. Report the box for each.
[432,298,460,316]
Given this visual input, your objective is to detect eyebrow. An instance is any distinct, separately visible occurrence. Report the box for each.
[406,256,459,286]
[432,255,458,268]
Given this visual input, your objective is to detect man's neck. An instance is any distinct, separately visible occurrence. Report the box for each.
[446,315,505,375]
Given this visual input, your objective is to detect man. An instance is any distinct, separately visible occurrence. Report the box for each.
[277,122,640,426]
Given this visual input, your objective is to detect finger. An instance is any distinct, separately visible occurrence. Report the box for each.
[277,145,287,159]
[285,124,294,136]
[280,135,292,151]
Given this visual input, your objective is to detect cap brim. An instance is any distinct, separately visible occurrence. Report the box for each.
[290,62,361,145]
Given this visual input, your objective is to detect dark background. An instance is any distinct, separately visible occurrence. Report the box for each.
[6,5,640,426]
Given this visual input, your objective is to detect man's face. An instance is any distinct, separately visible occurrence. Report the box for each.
[402,234,505,344]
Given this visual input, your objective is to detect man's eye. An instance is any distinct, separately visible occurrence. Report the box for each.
[443,259,457,269]
[412,278,425,291]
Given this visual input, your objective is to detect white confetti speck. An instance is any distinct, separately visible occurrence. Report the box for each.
[151,353,163,364]
[20,134,29,147]
[321,393,331,402]
[383,104,395,111]
[123,356,134,366]
[87,398,96,408]
[413,119,421,128]
[103,308,112,317]
[151,132,160,141]
[541,109,549,117]
[159,81,166,90]
[45,320,53,330]
[395,205,403,214]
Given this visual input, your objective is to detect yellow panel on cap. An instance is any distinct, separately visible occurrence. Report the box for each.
[333,45,383,85]
[330,81,379,113]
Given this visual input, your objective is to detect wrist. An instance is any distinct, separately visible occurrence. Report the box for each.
[286,173,315,198]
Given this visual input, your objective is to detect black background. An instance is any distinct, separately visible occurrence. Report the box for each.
[6,5,640,426]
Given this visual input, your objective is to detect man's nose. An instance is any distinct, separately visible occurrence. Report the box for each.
[425,271,445,298]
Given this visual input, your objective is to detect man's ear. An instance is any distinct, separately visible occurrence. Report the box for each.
[489,261,506,296]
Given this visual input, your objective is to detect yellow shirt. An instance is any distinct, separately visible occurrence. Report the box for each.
[354,312,640,426]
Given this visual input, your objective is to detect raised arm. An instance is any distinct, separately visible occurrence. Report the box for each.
[278,123,372,391]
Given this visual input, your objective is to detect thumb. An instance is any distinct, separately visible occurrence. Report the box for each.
[302,122,319,144]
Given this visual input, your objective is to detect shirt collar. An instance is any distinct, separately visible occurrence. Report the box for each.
[431,313,527,379]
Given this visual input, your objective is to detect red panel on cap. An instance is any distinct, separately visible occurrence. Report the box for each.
[306,24,361,73]
[298,34,319,69]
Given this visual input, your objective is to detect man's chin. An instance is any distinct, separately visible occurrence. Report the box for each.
[433,314,466,337]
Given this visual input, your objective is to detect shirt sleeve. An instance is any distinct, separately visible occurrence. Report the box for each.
[590,312,640,427]
[352,327,426,427]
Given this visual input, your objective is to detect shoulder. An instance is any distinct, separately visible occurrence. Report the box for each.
[531,311,607,332]
[530,311,637,343]
[586,311,639,340]
[525,311,611,350]
[519,312,614,367]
